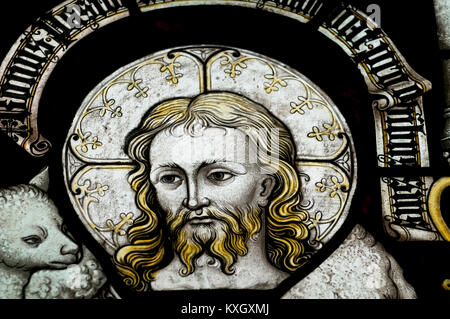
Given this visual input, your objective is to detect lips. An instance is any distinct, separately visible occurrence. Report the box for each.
[48,255,78,269]
[188,216,216,225]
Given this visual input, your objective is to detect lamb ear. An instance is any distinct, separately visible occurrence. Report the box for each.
[29,166,50,192]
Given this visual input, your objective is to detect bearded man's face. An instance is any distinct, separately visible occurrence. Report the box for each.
[148,125,276,276]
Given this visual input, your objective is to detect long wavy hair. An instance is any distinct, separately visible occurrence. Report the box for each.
[113,91,311,291]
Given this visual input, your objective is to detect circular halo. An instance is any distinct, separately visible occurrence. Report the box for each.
[63,45,357,256]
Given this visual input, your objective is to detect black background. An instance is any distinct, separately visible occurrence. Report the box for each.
[0,0,448,311]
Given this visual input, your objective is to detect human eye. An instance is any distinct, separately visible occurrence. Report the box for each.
[22,235,43,247]
[160,174,182,184]
[207,170,235,183]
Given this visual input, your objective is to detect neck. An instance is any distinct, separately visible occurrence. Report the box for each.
[151,225,289,290]
[0,262,30,299]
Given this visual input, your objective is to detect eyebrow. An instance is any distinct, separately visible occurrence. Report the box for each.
[198,159,247,174]
[156,159,226,170]
[155,162,182,169]
[198,159,220,170]
[153,159,247,175]
[37,226,48,239]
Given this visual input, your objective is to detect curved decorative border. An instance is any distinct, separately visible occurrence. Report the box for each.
[0,0,130,156]
[0,0,431,157]
[0,0,445,244]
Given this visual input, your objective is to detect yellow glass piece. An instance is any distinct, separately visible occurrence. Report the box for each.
[428,177,450,241]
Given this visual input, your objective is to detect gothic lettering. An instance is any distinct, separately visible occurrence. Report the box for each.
[388,177,429,229]
[382,101,424,166]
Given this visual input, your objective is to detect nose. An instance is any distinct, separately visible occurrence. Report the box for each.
[182,178,210,210]
[60,239,80,256]
[182,197,210,210]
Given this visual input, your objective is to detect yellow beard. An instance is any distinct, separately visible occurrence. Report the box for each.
[167,204,262,276]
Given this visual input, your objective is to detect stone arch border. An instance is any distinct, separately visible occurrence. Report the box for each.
[0,1,446,242]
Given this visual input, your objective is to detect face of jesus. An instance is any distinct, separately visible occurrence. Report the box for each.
[114,92,311,290]
[148,125,275,275]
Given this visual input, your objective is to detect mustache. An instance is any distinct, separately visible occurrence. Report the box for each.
[167,205,244,235]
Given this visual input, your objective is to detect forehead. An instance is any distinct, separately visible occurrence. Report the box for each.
[149,126,255,166]
[0,197,60,225]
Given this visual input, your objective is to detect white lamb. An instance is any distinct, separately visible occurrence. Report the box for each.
[25,245,109,299]
[0,168,80,299]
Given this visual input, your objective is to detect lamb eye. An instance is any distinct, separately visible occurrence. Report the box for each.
[22,235,42,247]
